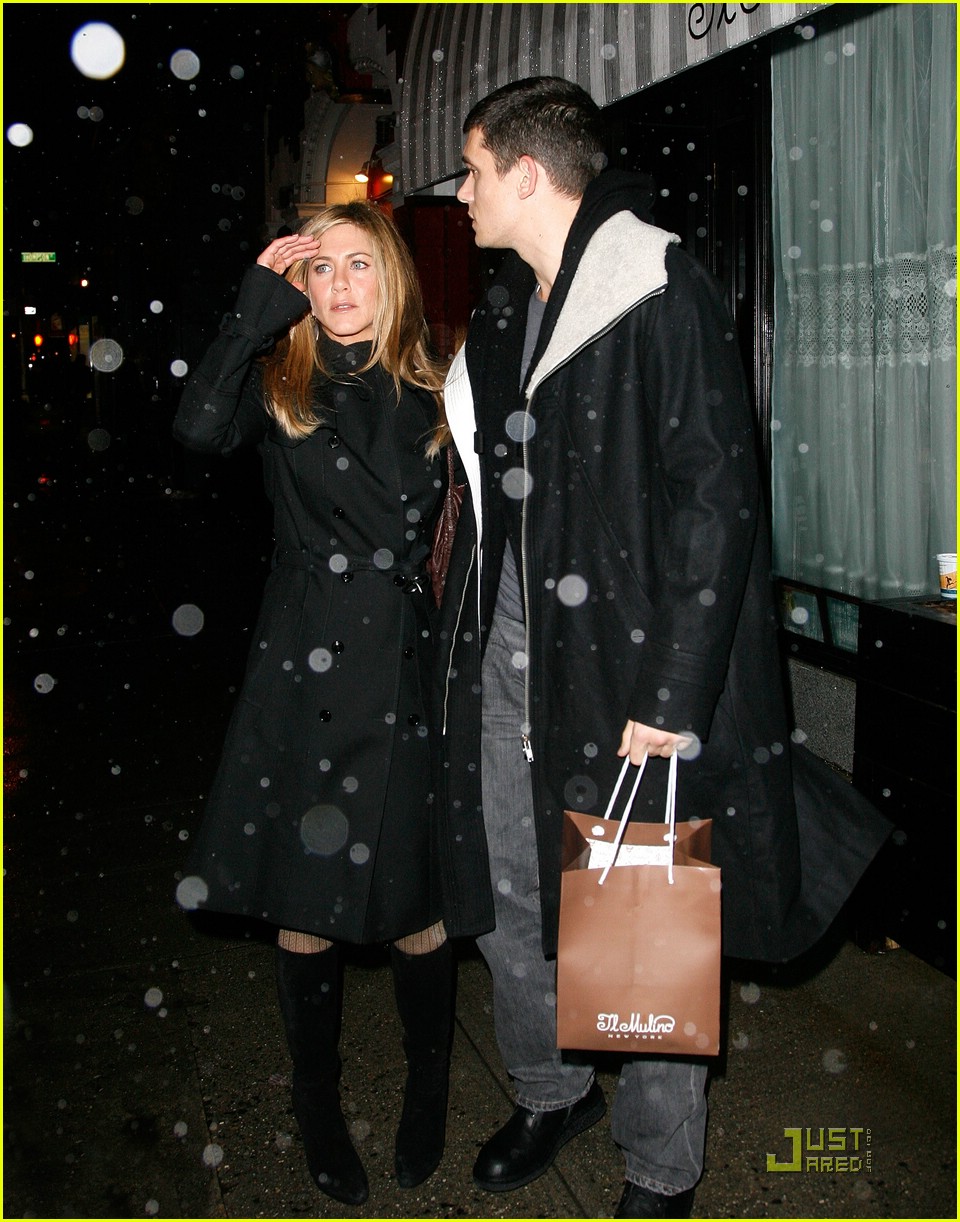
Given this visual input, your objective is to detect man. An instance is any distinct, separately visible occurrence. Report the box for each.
[434,77,883,1218]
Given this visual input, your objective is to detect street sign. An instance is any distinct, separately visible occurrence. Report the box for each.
[21,252,57,263]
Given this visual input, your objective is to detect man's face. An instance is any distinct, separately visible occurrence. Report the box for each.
[457,127,522,249]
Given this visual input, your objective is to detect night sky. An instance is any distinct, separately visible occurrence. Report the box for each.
[4,4,366,374]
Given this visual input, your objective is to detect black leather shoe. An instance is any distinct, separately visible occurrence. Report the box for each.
[473,1080,606,1191]
[615,1180,696,1218]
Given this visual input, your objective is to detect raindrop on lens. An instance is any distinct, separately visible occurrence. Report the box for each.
[502,468,532,501]
[300,805,349,856]
[6,123,34,147]
[172,604,204,636]
[89,338,124,373]
[70,22,126,79]
[564,775,598,810]
[202,1143,224,1168]
[308,648,332,673]
[505,411,536,443]
[175,875,209,911]
[170,49,201,81]
[557,575,589,607]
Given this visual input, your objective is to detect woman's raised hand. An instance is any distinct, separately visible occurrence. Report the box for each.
[256,233,322,291]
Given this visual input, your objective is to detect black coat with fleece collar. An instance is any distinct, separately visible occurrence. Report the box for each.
[434,172,888,962]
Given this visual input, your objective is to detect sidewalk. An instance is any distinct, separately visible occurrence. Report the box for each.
[4,443,955,1220]
[5,882,956,1219]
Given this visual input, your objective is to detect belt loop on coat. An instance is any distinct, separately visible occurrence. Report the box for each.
[273,544,428,594]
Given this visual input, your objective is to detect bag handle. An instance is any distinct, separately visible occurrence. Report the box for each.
[598,752,678,887]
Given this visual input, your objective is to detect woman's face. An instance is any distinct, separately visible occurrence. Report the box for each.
[306,222,378,345]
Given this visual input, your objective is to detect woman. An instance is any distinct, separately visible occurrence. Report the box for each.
[173,202,453,1206]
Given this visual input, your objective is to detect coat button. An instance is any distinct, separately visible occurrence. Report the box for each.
[333,506,346,519]
[327,434,341,449]
[403,647,415,659]
[393,574,405,587]
[407,713,420,726]
[341,572,354,583]
[319,709,332,721]
[332,641,345,654]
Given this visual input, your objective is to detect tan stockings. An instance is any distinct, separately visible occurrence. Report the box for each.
[277,920,447,956]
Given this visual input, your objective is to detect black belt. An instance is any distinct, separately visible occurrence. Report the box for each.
[274,546,428,595]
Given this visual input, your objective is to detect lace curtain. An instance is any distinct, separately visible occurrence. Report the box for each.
[770,4,956,598]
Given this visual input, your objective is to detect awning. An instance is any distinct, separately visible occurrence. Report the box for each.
[400,2,828,193]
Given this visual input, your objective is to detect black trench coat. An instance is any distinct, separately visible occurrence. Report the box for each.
[174,266,444,943]
[435,172,888,962]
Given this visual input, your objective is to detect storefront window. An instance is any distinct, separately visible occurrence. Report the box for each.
[770,4,957,599]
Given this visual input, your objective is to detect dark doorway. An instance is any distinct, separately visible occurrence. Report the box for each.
[604,39,774,467]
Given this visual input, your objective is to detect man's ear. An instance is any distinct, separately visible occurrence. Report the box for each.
[517,154,540,199]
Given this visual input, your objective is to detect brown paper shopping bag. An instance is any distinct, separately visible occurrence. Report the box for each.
[556,753,722,1056]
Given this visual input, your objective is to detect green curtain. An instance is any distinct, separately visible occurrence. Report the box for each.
[770,4,956,598]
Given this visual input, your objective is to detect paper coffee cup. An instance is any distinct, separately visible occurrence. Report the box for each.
[937,553,957,600]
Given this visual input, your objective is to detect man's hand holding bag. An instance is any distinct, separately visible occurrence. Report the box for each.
[556,752,722,1057]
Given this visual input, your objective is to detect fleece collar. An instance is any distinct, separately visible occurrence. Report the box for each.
[526,212,679,399]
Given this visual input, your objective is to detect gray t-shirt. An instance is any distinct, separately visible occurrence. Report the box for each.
[494,290,547,623]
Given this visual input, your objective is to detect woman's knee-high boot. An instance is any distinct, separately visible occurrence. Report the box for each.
[275,944,369,1205]
[390,939,455,1188]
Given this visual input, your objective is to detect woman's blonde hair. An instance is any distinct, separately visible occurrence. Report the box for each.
[260,202,449,454]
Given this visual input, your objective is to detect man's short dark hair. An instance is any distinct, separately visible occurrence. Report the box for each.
[463,76,606,197]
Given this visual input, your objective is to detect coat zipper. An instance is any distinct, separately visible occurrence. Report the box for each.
[518,286,667,765]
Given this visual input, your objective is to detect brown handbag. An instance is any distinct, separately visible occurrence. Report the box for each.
[427,444,465,607]
[556,753,722,1057]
